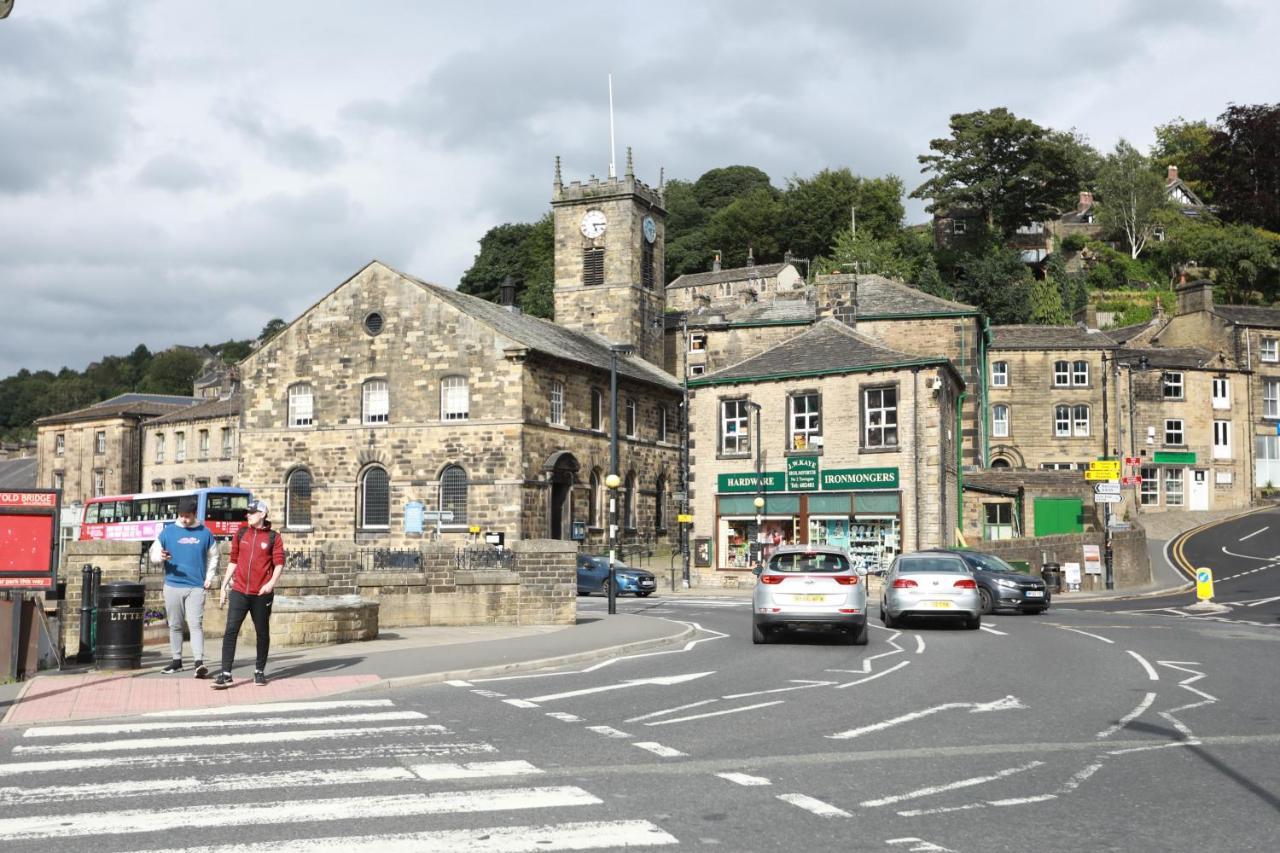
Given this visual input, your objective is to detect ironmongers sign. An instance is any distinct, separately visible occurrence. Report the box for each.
[720,467,899,493]
[820,467,899,490]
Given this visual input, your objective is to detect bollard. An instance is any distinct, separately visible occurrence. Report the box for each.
[77,564,95,663]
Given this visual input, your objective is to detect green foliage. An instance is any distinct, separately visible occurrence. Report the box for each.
[912,107,1092,237]
[780,169,904,261]
[1150,117,1215,200]
[139,349,206,395]
[1028,275,1069,325]
[458,215,556,318]
[518,214,556,318]
[692,166,774,211]
[1096,140,1171,259]
[258,319,286,342]
[1144,216,1280,303]
[1061,233,1087,252]
[1203,102,1280,232]
[949,245,1034,324]
[699,187,784,271]
[1084,244,1157,291]
[1044,254,1087,317]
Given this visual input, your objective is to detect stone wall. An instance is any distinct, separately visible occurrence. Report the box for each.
[965,527,1151,590]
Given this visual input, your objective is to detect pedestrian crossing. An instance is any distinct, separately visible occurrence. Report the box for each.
[0,697,680,852]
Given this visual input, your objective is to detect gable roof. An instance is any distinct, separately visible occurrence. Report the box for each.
[1114,346,1224,370]
[1104,320,1158,344]
[815,274,980,317]
[689,318,960,387]
[0,457,37,489]
[667,298,816,330]
[34,393,200,426]
[990,325,1117,350]
[1213,305,1280,329]
[145,393,243,426]
[668,262,794,290]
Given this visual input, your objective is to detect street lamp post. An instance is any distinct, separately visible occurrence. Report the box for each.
[746,401,763,568]
[1101,353,1114,591]
[607,343,634,615]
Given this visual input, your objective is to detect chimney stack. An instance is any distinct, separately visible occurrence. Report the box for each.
[746,247,755,268]
[499,275,518,311]
[712,252,721,273]
[1078,191,1093,213]
[1167,165,1179,185]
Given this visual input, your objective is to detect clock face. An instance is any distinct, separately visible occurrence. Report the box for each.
[580,209,608,239]
[642,215,657,244]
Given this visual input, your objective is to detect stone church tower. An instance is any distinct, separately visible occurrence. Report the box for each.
[551,150,667,367]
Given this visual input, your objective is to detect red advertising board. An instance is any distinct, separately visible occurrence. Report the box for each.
[0,489,59,591]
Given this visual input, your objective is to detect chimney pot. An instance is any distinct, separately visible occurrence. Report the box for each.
[1167,165,1179,185]
[1078,191,1093,213]
[712,253,721,273]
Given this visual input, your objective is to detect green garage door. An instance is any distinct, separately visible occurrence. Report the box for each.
[1033,498,1084,536]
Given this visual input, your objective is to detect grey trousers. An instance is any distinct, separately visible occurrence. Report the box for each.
[163,585,207,662]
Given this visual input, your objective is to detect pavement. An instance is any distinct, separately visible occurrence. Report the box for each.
[1,509,1248,726]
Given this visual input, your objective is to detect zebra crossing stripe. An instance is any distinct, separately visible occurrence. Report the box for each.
[143,700,395,717]
[408,760,542,781]
[13,724,449,755]
[147,819,678,852]
[25,711,427,738]
[0,786,603,840]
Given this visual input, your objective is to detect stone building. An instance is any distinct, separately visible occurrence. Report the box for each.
[666,260,804,310]
[687,319,963,585]
[141,392,242,492]
[35,393,199,507]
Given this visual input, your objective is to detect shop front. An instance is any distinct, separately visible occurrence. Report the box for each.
[713,465,901,573]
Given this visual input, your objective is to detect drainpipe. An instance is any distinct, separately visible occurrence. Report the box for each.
[979,316,992,466]
[956,388,967,545]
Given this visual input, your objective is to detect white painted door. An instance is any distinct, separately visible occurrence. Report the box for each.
[1189,469,1209,511]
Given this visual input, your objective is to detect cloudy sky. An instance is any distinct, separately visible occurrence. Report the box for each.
[1,0,1275,380]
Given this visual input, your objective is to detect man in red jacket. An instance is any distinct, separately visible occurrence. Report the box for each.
[213,498,285,688]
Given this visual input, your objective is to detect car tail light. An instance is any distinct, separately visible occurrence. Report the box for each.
[892,578,918,589]
[953,579,977,589]
[760,574,785,585]
[833,575,859,585]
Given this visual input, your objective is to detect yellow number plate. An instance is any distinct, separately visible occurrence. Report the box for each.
[928,601,952,608]
[793,595,826,603]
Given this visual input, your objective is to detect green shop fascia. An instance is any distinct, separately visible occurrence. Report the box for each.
[713,462,902,574]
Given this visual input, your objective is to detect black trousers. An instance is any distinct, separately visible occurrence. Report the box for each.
[221,590,274,673]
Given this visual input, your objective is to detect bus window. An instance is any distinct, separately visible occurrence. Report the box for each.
[206,492,249,523]
[158,497,181,519]
[98,501,118,523]
[85,503,100,523]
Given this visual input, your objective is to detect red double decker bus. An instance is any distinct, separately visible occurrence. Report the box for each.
[79,487,252,542]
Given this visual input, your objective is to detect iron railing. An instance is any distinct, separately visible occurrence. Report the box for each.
[358,548,424,572]
[285,549,326,572]
[455,546,516,571]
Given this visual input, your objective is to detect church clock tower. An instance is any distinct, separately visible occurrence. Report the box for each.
[551,149,667,366]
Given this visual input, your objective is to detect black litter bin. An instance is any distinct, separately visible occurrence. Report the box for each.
[96,581,146,670]
[1041,562,1063,594]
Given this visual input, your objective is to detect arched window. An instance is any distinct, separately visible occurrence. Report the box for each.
[360,467,390,529]
[654,475,666,531]
[288,383,314,427]
[285,468,313,528]
[624,472,637,530]
[440,465,468,524]
[990,457,1013,470]
[362,379,389,424]
[992,405,1010,438]
[441,375,469,421]
[588,469,601,527]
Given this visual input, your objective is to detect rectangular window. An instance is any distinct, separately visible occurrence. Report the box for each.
[218,477,233,487]
[689,333,707,352]
[583,247,605,286]
[198,429,210,458]
[93,471,105,497]
[984,503,1014,541]
[363,380,389,424]
[1165,419,1184,446]
[550,380,565,425]
[992,405,1010,438]
[1258,435,1280,490]
[720,399,750,455]
[1140,466,1159,505]
[441,376,469,421]
[991,362,1008,387]
[1163,371,1184,399]
[152,479,165,492]
[95,430,106,454]
[1164,468,1185,507]
[195,478,209,489]
[625,398,637,438]
[1072,405,1090,437]
[1053,361,1070,386]
[155,434,165,464]
[863,386,898,449]
[689,365,705,376]
[288,384,314,427]
[590,388,604,430]
[171,478,185,491]
[1213,420,1231,459]
[1261,337,1278,362]
[1054,405,1070,437]
[1212,377,1230,409]
[789,392,821,450]
[658,405,668,442]
[55,434,65,456]
[1264,379,1280,419]
[952,219,967,235]
[175,431,187,462]
[1072,360,1089,386]
[221,428,233,457]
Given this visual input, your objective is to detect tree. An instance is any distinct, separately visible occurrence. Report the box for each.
[700,187,784,270]
[259,318,287,343]
[1097,140,1170,259]
[692,166,774,212]
[912,108,1089,237]
[781,169,905,262]
[1203,102,1280,232]
[139,349,205,395]
[949,245,1034,325]
[1028,274,1069,325]
[1150,117,1215,200]
[458,222,537,303]
[517,214,556,319]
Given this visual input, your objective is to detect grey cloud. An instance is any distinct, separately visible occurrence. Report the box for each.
[135,153,223,192]
[219,104,345,173]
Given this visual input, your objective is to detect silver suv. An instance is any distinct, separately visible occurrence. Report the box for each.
[752,545,869,645]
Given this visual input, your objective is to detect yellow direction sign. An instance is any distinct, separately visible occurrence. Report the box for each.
[1088,461,1121,474]
[1084,471,1119,481]
[677,513,694,524]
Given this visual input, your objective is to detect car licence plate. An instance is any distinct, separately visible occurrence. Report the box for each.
[1025,590,1044,598]
[928,601,952,608]
[793,594,826,603]
[640,580,655,587]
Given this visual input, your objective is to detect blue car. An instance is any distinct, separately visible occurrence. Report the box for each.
[576,554,657,597]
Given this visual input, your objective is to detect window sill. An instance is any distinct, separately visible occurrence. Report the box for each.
[717,453,752,461]
[859,446,900,455]
[286,526,314,533]
[784,448,823,457]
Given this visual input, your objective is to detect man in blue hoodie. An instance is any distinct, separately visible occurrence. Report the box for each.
[149,496,219,678]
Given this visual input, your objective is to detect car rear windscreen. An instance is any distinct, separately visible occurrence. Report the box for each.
[768,552,850,573]
[898,557,968,573]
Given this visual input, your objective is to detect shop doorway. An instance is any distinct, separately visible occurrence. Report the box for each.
[545,452,580,540]
[1189,469,1209,511]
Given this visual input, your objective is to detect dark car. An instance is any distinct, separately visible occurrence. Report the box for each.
[936,549,1050,615]
[576,554,657,597]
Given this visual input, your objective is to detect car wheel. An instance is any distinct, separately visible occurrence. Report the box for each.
[881,604,897,629]
[752,622,769,644]
[600,580,610,597]
[979,588,994,615]
[637,591,653,597]
[851,622,869,646]
[966,614,981,630]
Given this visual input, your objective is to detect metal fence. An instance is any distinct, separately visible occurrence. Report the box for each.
[285,549,326,572]
[358,548,424,572]
[455,546,516,571]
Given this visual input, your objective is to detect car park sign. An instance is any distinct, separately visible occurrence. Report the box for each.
[1093,492,1121,504]
[1094,482,1121,494]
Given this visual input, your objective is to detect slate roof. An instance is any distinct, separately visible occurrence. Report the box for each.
[990,325,1117,350]
[1214,305,1280,328]
[667,298,816,330]
[1114,346,1222,370]
[145,393,243,426]
[1104,321,1157,344]
[817,274,980,316]
[691,318,956,386]
[668,263,793,290]
[399,268,682,392]
[0,457,37,489]
[34,393,200,425]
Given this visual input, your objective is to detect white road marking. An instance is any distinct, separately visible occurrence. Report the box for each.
[717,772,771,786]
[585,726,632,738]
[633,742,686,758]
[143,699,395,717]
[1245,595,1280,607]
[644,700,783,726]
[1126,650,1159,681]
[777,793,851,817]
[722,680,834,699]
[408,760,542,781]
[1056,761,1104,794]
[860,761,1044,807]
[444,679,473,687]
[1220,545,1272,561]
[915,635,926,654]
[1056,626,1115,644]
[149,820,678,852]
[526,672,713,703]
[0,786,602,840]
[1096,692,1157,739]
[886,838,956,852]
[13,724,448,755]
[546,712,582,722]
[1239,526,1269,541]
[625,699,718,723]
[978,624,1006,635]
[24,711,426,738]
[472,690,506,698]
[829,695,1024,740]
[833,659,911,689]
[988,794,1056,806]
[503,699,541,709]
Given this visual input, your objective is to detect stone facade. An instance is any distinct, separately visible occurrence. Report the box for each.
[141,394,241,492]
[667,262,804,308]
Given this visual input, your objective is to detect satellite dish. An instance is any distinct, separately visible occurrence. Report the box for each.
[0,1,12,20]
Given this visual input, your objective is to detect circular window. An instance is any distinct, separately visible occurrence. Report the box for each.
[363,312,384,336]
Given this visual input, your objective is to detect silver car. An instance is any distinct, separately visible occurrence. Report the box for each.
[752,545,869,645]
[880,552,982,630]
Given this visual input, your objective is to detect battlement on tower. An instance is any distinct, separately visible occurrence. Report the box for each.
[551,154,666,211]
